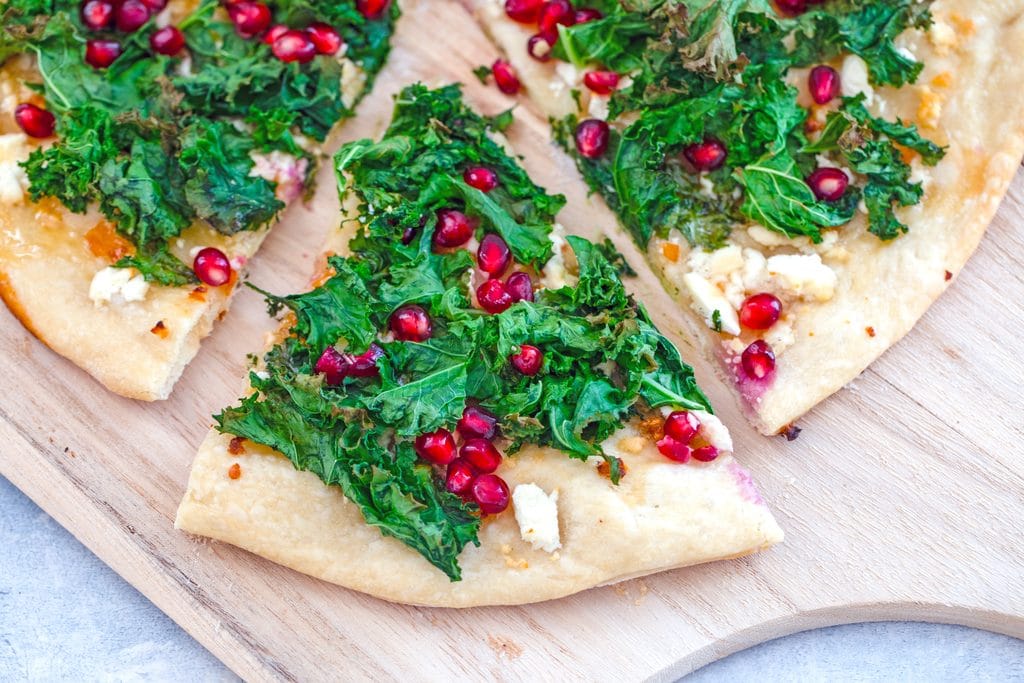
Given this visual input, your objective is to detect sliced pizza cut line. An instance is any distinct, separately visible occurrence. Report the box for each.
[466,0,1024,434]
[175,84,782,607]
[0,0,398,399]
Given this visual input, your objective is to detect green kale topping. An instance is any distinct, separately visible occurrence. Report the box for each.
[216,85,713,580]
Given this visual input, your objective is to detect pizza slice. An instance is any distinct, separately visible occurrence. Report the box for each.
[175,84,782,607]
[0,0,396,399]
[467,0,1024,434]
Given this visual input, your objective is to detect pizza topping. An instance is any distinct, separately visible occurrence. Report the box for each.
[356,0,389,20]
[389,304,433,342]
[683,139,727,173]
[739,293,782,331]
[573,7,602,24]
[663,410,700,443]
[88,266,150,306]
[477,278,514,313]
[692,445,719,462]
[415,429,458,466]
[741,340,776,381]
[765,253,836,302]
[463,166,499,192]
[80,0,115,31]
[471,474,511,515]
[538,0,574,41]
[270,29,316,63]
[491,59,521,95]
[316,343,383,385]
[808,65,841,105]
[505,271,535,302]
[806,167,849,202]
[505,0,544,24]
[192,247,232,287]
[227,463,242,479]
[228,1,273,38]
[307,22,343,56]
[434,208,476,248]
[478,233,512,276]
[512,484,561,553]
[582,70,619,95]
[527,33,553,62]
[457,405,498,440]
[683,272,740,336]
[445,459,477,496]
[461,439,502,474]
[13,104,55,139]
[150,26,186,56]
[510,344,543,375]
[573,119,609,158]
[84,39,122,68]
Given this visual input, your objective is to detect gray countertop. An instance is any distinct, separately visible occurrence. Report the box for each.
[2,475,1021,681]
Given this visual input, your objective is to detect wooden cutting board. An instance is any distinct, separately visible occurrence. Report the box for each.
[1,2,1021,680]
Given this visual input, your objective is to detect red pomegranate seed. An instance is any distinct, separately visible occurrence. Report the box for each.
[401,225,418,245]
[477,279,514,314]
[458,405,498,440]
[741,340,776,381]
[193,247,232,286]
[573,7,602,22]
[445,459,477,496]
[739,293,782,330]
[356,0,389,19]
[433,208,475,248]
[85,39,122,68]
[527,33,552,62]
[389,304,432,342]
[506,271,534,302]
[316,343,383,385]
[139,0,166,11]
[463,166,498,192]
[657,435,692,462]
[471,473,510,514]
[583,70,619,95]
[150,26,185,55]
[414,428,457,466]
[775,0,806,14]
[477,234,511,276]
[505,0,543,23]
[347,344,384,377]
[807,167,849,201]
[315,347,347,386]
[307,22,342,55]
[664,410,700,443]
[115,0,150,32]
[228,1,271,38]
[808,65,840,105]
[692,445,720,462]
[492,59,521,95]
[13,104,55,138]
[510,344,543,375]
[574,119,610,158]
[263,24,288,45]
[460,438,502,474]
[80,0,114,30]
[538,0,574,41]
[272,30,316,63]
[683,138,727,171]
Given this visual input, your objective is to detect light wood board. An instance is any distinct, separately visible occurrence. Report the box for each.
[1,2,1022,680]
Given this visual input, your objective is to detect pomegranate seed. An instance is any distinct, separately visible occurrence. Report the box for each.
[228,1,271,38]
[505,0,543,23]
[664,410,700,443]
[85,39,122,68]
[139,0,166,11]
[457,405,498,440]
[115,0,150,32]
[657,435,692,462]
[315,347,347,385]
[356,0,389,19]
[464,166,498,192]
[460,438,502,474]
[150,26,185,56]
[775,0,806,15]
[272,30,316,63]
[414,428,457,466]
[807,167,849,201]
[692,445,720,462]
[307,22,342,55]
[401,225,418,245]
[433,208,475,248]
[445,459,477,496]
[477,279,514,314]
[741,340,776,381]
[263,24,288,45]
[683,138,727,171]
[538,0,574,41]
[389,304,432,342]
[510,344,543,375]
[80,0,114,30]
[574,119,610,158]
[583,70,619,95]
[347,343,384,377]
[739,293,782,329]
[573,7,602,22]
[808,65,840,105]
[492,59,520,95]
[13,104,55,138]
[477,233,511,276]
[316,343,383,385]
[506,271,534,302]
[527,34,552,62]
[193,247,232,286]
[471,473,510,514]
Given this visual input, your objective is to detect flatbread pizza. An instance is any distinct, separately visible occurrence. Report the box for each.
[0,0,396,399]
[467,0,1024,434]
[176,84,782,607]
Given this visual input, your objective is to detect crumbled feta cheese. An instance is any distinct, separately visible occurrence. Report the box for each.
[512,484,561,554]
[697,173,717,199]
[249,150,309,203]
[541,222,573,290]
[765,253,837,302]
[747,224,790,248]
[0,133,31,205]
[339,58,366,109]
[707,245,743,277]
[691,410,733,452]
[554,62,581,90]
[683,273,740,335]
[88,266,150,306]
[929,21,957,55]
[587,94,610,121]
[840,54,874,105]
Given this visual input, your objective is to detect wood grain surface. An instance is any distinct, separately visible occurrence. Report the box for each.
[1,2,1022,680]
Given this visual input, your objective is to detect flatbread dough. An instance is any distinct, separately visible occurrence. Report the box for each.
[466,0,1024,434]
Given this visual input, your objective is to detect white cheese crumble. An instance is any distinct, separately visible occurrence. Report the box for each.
[586,94,610,121]
[540,222,573,290]
[691,410,733,452]
[249,150,308,203]
[512,484,561,553]
[683,272,740,335]
[339,58,366,109]
[840,54,874,105]
[0,133,31,205]
[765,253,837,302]
[88,266,149,306]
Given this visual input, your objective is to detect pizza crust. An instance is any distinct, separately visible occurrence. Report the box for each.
[466,0,1024,434]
